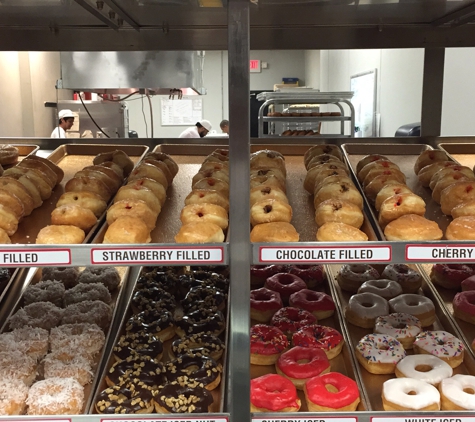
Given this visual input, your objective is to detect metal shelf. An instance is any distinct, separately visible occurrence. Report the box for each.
[261,116,351,122]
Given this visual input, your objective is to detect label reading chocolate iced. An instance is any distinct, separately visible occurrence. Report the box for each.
[259,246,391,263]
[253,418,357,422]
[372,417,471,422]
[0,248,71,266]
[91,247,225,264]
[406,244,475,261]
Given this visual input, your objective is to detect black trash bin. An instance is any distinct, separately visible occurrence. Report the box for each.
[395,123,421,137]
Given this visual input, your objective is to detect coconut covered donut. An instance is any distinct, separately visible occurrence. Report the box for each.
[9,302,63,331]
[50,323,105,357]
[41,267,80,289]
[64,283,112,306]
[250,199,292,227]
[0,378,29,415]
[23,280,65,307]
[185,189,230,211]
[78,266,121,292]
[43,352,93,386]
[61,300,112,331]
[414,149,449,175]
[0,351,37,387]
[180,203,229,230]
[314,199,364,228]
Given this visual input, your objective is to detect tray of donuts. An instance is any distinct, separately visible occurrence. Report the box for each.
[90,265,229,414]
[0,143,40,171]
[0,265,133,415]
[419,263,475,363]
[250,264,370,413]
[327,262,475,411]
[4,144,148,245]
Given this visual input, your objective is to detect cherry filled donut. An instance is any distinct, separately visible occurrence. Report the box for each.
[453,290,475,324]
[289,289,335,319]
[250,287,283,323]
[276,346,330,389]
[304,372,360,411]
[270,307,317,337]
[264,273,306,304]
[250,374,301,412]
[430,264,475,290]
[250,324,289,365]
[250,265,285,287]
[381,264,422,293]
[292,324,344,359]
[336,264,380,293]
[286,264,325,288]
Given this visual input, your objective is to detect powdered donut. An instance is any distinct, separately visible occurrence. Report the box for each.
[63,283,112,306]
[0,378,29,415]
[77,267,121,292]
[9,302,63,331]
[43,352,93,386]
[50,323,105,357]
[0,327,49,360]
[41,267,80,289]
[22,280,65,307]
[61,300,112,331]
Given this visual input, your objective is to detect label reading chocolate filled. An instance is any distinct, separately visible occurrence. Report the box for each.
[406,245,475,261]
[0,249,71,266]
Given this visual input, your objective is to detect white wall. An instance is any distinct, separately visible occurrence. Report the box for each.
[305,50,320,89]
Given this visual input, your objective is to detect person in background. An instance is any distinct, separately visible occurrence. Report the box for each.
[178,120,212,138]
[220,119,229,134]
[50,109,75,138]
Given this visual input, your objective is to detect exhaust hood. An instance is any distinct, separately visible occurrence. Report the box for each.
[59,51,206,96]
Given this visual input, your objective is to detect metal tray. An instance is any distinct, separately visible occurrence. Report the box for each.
[2,144,40,168]
[0,267,27,329]
[250,270,370,412]
[419,263,475,363]
[437,143,475,170]
[0,265,132,414]
[341,143,453,240]
[10,144,148,245]
[90,265,228,414]
[327,264,475,411]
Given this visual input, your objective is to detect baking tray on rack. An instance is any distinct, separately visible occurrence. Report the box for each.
[2,144,40,168]
[0,265,133,414]
[10,144,148,244]
[90,265,229,414]
[437,143,475,170]
[327,263,475,411]
[419,263,475,362]
[250,269,370,412]
[341,143,454,240]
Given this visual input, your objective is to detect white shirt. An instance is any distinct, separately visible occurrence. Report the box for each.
[178,126,200,138]
[50,126,66,138]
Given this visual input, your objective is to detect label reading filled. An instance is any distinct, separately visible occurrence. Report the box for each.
[0,249,71,266]
[259,246,391,262]
[406,245,475,261]
[91,247,224,264]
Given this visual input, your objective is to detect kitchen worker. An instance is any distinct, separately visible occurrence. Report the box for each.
[220,119,229,134]
[51,109,75,138]
[178,119,212,138]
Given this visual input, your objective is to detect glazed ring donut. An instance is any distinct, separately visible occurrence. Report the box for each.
[374,313,422,349]
[51,204,98,232]
[270,307,317,337]
[356,154,389,175]
[418,161,457,187]
[389,294,435,327]
[114,185,161,214]
[126,177,167,206]
[316,222,368,242]
[414,149,449,174]
[61,300,112,331]
[380,264,422,293]
[192,168,229,186]
[0,144,19,165]
[250,185,288,207]
[446,216,475,240]
[107,199,158,231]
[250,199,292,227]
[364,173,408,202]
[314,182,364,210]
[355,333,406,374]
[78,266,121,291]
[192,177,229,197]
[439,374,475,410]
[0,378,29,415]
[358,159,400,183]
[292,324,344,359]
[171,333,225,361]
[375,183,414,211]
[378,193,426,228]
[251,374,301,412]
[304,372,360,411]
[185,189,230,211]
[8,301,63,331]
[65,176,112,202]
[181,203,228,230]
[250,324,289,365]
[453,290,475,324]
[289,289,335,319]
[250,174,286,193]
[382,378,440,411]
[345,292,389,328]
[413,330,465,368]
[250,287,283,322]
[430,264,475,290]
[357,279,403,300]
[276,346,330,390]
[165,354,222,390]
[336,264,380,293]
[395,354,452,385]
[154,381,214,413]
[56,191,107,218]
[128,163,168,190]
[264,273,307,304]
[304,145,343,168]
[429,165,475,190]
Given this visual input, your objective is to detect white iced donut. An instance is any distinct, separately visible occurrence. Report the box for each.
[395,354,452,385]
[345,293,389,329]
[357,279,403,300]
[388,294,435,327]
[440,374,475,410]
[382,378,440,411]
[413,331,465,368]
[374,313,422,349]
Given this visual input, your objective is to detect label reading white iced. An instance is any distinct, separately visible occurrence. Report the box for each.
[253,418,356,422]
[372,417,472,422]
[102,418,228,422]
[259,246,391,262]
[0,249,71,266]
[91,247,224,264]
[406,245,475,261]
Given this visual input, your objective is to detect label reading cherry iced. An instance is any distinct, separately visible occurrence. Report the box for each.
[406,244,475,261]
[91,246,225,265]
[0,248,71,266]
[372,417,472,422]
[259,246,391,263]
[253,418,357,422]
[101,418,228,422]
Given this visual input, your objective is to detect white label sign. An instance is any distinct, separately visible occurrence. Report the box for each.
[253,418,356,422]
[406,244,475,261]
[372,417,473,422]
[259,246,391,263]
[102,418,228,422]
[91,247,224,264]
[0,249,71,266]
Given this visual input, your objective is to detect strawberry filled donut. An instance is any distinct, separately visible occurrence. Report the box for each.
[453,290,475,324]
[430,264,475,290]
[250,324,288,365]
[276,346,330,389]
[289,289,335,319]
[304,372,360,411]
[250,374,301,412]
[270,307,317,337]
[292,324,344,359]
[250,287,283,323]
[264,273,307,304]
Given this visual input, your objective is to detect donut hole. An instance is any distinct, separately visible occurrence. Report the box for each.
[278,275,297,286]
[197,212,204,217]
[393,323,407,329]
[407,300,419,306]
[261,187,271,194]
[199,193,205,198]
[415,364,433,373]
[297,359,310,364]
[324,384,339,393]
[377,344,389,351]
[361,302,374,308]
[437,339,446,346]
[407,390,417,396]
[463,387,475,395]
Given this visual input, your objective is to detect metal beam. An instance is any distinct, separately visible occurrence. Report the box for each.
[102,0,141,31]
[432,0,475,26]
[73,0,119,29]
[421,48,445,137]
